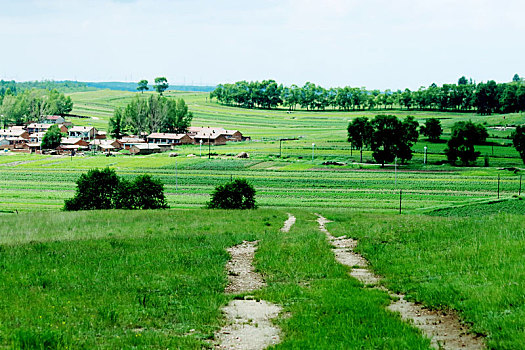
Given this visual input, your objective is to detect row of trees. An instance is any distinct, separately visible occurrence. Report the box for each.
[210,75,525,114]
[348,115,525,166]
[108,95,193,139]
[0,89,73,126]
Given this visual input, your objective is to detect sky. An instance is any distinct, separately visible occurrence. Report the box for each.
[0,0,524,90]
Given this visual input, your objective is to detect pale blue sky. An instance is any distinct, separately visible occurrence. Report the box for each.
[0,0,523,90]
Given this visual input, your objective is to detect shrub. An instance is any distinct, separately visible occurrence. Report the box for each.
[64,168,169,211]
[206,179,257,209]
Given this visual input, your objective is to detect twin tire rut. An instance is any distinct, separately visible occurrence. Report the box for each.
[215,214,483,349]
[316,214,484,350]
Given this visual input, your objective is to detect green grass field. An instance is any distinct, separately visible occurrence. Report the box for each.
[0,89,524,348]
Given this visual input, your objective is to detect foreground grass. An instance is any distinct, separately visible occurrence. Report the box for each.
[256,211,430,349]
[0,209,433,349]
[0,210,280,348]
[324,210,525,349]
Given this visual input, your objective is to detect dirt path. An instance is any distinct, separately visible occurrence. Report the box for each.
[215,240,281,349]
[316,214,484,350]
[280,213,296,232]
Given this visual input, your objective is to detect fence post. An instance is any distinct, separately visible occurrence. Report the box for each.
[399,190,402,214]
[497,174,500,199]
[519,175,522,196]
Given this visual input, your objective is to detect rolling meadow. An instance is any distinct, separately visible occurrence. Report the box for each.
[0,89,524,348]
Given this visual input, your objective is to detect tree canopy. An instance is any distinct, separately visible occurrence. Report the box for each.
[112,95,193,137]
[0,88,73,125]
[512,125,525,165]
[154,77,169,95]
[347,117,373,162]
[445,121,488,165]
[420,118,443,142]
[41,124,63,149]
[64,168,168,211]
[206,179,257,209]
[137,79,149,94]
[369,115,419,166]
[210,78,525,115]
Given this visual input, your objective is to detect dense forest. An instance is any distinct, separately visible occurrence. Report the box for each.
[210,75,525,115]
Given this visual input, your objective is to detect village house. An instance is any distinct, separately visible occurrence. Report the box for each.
[68,126,97,140]
[192,131,227,146]
[187,126,245,142]
[147,133,193,145]
[118,137,146,150]
[130,143,161,155]
[89,139,122,152]
[41,115,65,124]
[27,123,68,134]
[0,128,30,141]
[29,132,46,143]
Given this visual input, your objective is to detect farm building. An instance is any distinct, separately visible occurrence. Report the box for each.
[147,133,193,145]
[68,126,97,140]
[187,127,245,142]
[0,128,29,140]
[26,123,68,134]
[41,115,65,124]
[130,143,161,155]
[119,137,146,150]
[192,131,227,145]
[89,139,122,152]
[29,132,46,143]
[60,138,89,148]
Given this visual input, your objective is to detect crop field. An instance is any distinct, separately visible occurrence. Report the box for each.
[0,89,524,348]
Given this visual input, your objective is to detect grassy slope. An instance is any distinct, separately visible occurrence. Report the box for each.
[324,210,525,349]
[0,209,432,349]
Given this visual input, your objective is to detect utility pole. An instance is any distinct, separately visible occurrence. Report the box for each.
[208,135,211,159]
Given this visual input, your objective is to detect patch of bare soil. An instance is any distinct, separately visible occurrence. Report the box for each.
[225,241,265,294]
[316,214,484,350]
[215,300,281,350]
[215,239,282,349]
[280,213,296,232]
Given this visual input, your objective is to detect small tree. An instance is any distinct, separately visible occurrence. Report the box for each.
[347,117,372,162]
[512,125,525,164]
[108,107,124,139]
[420,118,443,142]
[64,168,169,211]
[154,77,169,95]
[64,168,120,211]
[137,79,149,94]
[41,124,62,149]
[133,175,169,209]
[207,179,257,209]
[445,121,488,165]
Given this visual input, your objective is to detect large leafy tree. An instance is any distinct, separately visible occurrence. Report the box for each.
[512,125,525,165]
[369,115,419,166]
[41,124,63,149]
[445,121,488,165]
[154,77,169,95]
[420,118,443,142]
[347,117,372,162]
[137,79,149,94]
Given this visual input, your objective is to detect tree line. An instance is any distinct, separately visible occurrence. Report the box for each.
[108,95,193,139]
[348,115,525,166]
[210,75,525,114]
[0,88,73,127]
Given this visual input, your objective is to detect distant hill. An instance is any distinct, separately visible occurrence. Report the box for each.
[83,81,216,92]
